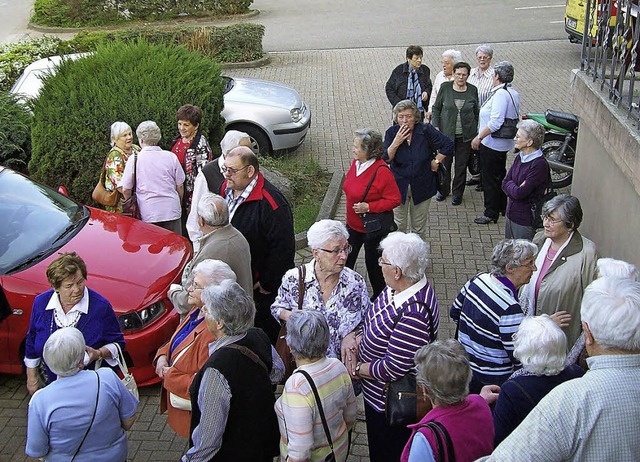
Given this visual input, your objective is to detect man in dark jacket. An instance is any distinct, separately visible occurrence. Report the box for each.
[220,146,295,344]
[385,45,433,120]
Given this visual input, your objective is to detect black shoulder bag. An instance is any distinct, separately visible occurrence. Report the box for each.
[121,154,141,219]
[530,159,557,229]
[359,165,398,241]
[491,84,519,139]
[275,264,306,383]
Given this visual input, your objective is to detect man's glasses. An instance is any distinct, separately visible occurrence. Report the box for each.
[319,245,352,256]
[223,165,250,175]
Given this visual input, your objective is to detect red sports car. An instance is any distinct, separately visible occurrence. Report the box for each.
[0,167,192,386]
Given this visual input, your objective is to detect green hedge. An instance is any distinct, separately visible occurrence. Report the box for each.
[32,0,253,27]
[0,92,32,173]
[29,40,225,204]
[0,36,63,92]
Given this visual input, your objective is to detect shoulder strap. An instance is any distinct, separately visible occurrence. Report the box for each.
[391,299,436,342]
[297,264,306,310]
[359,164,386,202]
[418,422,445,462]
[502,84,518,114]
[71,371,100,462]
[430,421,456,462]
[296,369,335,454]
[223,343,268,373]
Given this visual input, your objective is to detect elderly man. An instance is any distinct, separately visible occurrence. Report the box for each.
[485,276,640,461]
[120,121,185,234]
[221,146,295,344]
[168,193,253,315]
[385,45,433,120]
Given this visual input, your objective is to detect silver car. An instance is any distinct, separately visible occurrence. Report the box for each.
[10,55,311,154]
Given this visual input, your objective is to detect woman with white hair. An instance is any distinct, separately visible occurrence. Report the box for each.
[155,259,236,438]
[355,232,439,462]
[102,121,140,213]
[26,327,138,461]
[185,280,279,461]
[451,239,538,392]
[427,49,462,121]
[275,310,357,462]
[492,315,584,445]
[271,219,370,373]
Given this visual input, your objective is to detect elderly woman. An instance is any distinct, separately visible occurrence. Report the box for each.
[472,61,521,225]
[385,45,433,119]
[384,100,454,243]
[24,252,124,395]
[154,260,236,438]
[468,44,496,106]
[25,327,138,462]
[120,121,186,233]
[520,194,598,347]
[431,61,480,205]
[275,310,357,462]
[103,121,140,213]
[450,239,538,392]
[502,120,551,240]
[170,104,213,214]
[343,129,401,297]
[427,49,462,121]
[401,340,494,462]
[271,219,370,371]
[355,232,439,462]
[493,315,584,445]
[184,280,279,461]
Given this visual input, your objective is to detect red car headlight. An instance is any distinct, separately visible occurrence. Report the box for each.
[117,301,166,332]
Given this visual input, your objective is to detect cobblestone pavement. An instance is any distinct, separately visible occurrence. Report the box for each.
[0,41,579,461]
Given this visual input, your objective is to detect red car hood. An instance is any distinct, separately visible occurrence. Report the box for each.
[9,207,191,313]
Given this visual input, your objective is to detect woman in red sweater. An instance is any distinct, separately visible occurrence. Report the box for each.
[343,129,401,298]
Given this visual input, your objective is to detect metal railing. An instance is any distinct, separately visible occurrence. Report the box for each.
[581,0,640,123]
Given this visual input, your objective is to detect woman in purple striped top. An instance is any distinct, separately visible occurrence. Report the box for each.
[353,232,439,462]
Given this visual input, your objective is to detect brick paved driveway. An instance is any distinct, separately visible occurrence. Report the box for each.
[0,40,579,462]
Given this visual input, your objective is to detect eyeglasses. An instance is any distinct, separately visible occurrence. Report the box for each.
[378,257,395,267]
[188,280,205,291]
[319,245,352,256]
[541,215,563,226]
[519,260,537,269]
[223,165,250,175]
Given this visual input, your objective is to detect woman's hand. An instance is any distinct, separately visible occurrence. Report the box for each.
[155,355,169,379]
[85,346,104,364]
[471,136,482,151]
[341,332,359,375]
[26,367,42,396]
[352,202,369,214]
[392,124,412,148]
[550,311,572,328]
[279,309,293,322]
[480,384,501,405]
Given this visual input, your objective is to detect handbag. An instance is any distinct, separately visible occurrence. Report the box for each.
[491,85,519,139]
[92,158,119,207]
[275,264,306,383]
[71,371,100,462]
[296,370,337,462]
[168,342,195,411]
[418,421,456,462]
[468,150,481,176]
[530,167,557,229]
[96,343,139,399]
[359,165,398,240]
[121,154,140,219]
[384,301,436,427]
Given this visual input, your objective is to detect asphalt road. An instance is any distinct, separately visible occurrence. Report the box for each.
[0,0,33,44]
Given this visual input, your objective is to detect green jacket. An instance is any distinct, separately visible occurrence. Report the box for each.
[431,81,480,142]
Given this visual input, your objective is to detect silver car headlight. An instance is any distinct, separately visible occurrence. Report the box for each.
[290,106,304,122]
[117,301,166,332]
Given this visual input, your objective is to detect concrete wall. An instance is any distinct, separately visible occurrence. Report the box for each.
[570,71,640,268]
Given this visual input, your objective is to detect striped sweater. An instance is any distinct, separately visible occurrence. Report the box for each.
[450,272,524,386]
[358,277,439,412]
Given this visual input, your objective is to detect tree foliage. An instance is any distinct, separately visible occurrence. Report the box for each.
[0,92,32,173]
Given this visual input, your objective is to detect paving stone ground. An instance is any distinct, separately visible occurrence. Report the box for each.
[0,40,579,462]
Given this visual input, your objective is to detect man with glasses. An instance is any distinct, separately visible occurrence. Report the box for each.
[220,146,295,344]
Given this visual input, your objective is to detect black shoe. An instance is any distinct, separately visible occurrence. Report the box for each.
[436,192,447,202]
[474,215,498,224]
[475,185,483,192]
[451,196,462,206]
[466,178,480,186]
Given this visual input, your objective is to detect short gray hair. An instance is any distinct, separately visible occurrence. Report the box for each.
[220,130,251,156]
[517,119,546,150]
[490,239,538,277]
[192,259,237,286]
[43,327,85,377]
[494,61,515,83]
[110,121,132,147]
[202,280,255,336]
[415,339,471,406]
[380,232,429,283]
[392,99,421,123]
[197,193,229,227]
[354,128,384,160]
[442,49,462,64]
[581,277,640,351]
[514,315,567,376]
[286,310,330,360]
[597,258,639,280]
[541,194,583,230]
[136,120,162,146]
[307,219,349,250]
[475,44,494,57]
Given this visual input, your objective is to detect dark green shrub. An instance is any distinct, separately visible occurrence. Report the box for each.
[0,92,32,173]
[29,40,225,204]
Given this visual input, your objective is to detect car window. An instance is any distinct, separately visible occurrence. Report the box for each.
[0,169,88,275]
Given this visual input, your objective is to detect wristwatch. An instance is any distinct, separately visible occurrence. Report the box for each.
[433,159,441,164]
[354,362,363,377]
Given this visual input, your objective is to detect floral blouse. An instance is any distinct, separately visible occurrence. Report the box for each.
[171,132,212,211]
[271,260,370,360]
[104,145,139,213]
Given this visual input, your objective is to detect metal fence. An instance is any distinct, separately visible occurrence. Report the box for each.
[580,0,640,122]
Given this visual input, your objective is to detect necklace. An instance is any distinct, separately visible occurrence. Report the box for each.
[53,307,81,328]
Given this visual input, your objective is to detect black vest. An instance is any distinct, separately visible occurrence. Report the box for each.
[189,328,279,461]
[201,158,225,195]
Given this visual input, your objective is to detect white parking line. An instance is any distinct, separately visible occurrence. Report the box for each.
[550,20,565,24]
[515,4,565,9]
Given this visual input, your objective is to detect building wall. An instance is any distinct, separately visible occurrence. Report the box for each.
[570,71,640,268]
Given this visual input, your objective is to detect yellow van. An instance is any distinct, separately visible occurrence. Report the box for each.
[565,0,617,44]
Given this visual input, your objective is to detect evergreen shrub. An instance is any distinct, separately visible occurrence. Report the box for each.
[0,92,32,173]
[28,40,225,204]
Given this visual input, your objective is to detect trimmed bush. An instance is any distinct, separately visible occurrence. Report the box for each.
[0,92,32,173]
[29,40,225,204]
[0,36,63,91]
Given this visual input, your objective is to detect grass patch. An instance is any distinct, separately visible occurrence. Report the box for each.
[260,154,331,234]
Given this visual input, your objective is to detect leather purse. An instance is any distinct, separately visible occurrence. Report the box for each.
[92,159,119,207]
[359,165,398,240]
[96,343,139,399]
[121,154,140,219]
[491,85,519,139]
